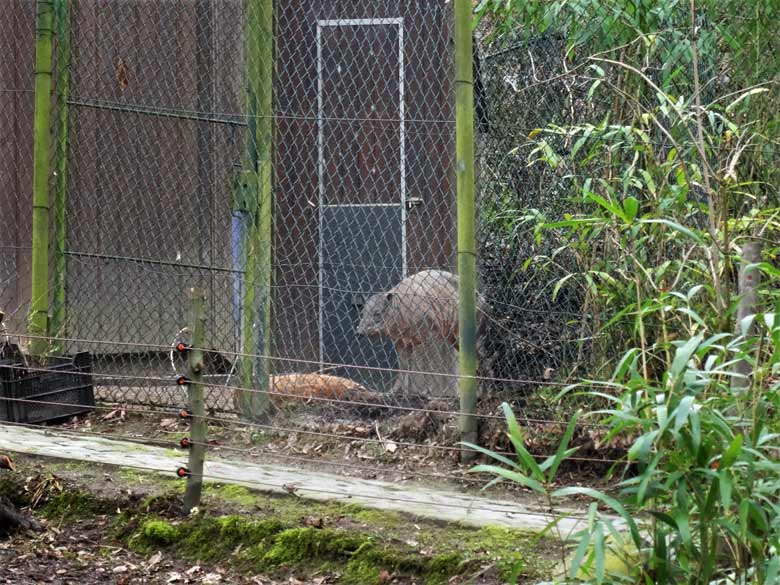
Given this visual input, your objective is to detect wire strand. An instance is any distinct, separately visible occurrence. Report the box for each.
[5,331,611,392]
[0,358,612,428]
[0,393,622,463]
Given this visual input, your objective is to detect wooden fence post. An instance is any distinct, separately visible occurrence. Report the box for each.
[183,288,207,514]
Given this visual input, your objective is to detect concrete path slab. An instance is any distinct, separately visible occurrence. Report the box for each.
[0,423,590,536]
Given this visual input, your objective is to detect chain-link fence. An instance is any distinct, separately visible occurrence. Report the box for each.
[2,0,464,416]
[1,0,778,487]
[0,2,35,338]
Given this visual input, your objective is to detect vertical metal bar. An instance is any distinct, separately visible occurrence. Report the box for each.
[50,0,70,350]
[238,0,273,420]
[316,22,324,370]
[398,22,407,278]
[183,288,207,514]
[28,0,55,355]
[454,0,479,462]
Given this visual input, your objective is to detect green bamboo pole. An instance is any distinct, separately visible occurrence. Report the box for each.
[237,0,273,421]
[50,0,70,349]
[28,0,55,355]
[183,288,207,515]
[454,0,479,463]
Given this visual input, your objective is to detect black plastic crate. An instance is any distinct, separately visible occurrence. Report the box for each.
[0,343,95,424]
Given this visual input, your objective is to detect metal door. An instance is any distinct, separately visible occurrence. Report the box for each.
[317,18,405,391]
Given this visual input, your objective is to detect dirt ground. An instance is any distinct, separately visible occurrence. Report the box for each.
[81,391,625,502]
[0,454,561,585]
[0,525,267,585]
[0,456,283,585]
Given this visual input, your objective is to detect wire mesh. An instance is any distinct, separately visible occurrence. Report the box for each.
[42,1,462,415]
[0,2,36,337]
[0,0,778,500]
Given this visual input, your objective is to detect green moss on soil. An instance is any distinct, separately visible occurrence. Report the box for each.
[124,514,471,584]
[137,519,180,547]
[0,458,553,583]
[204,483,257,507]
[39,490,110,521]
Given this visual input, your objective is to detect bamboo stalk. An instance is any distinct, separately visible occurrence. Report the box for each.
[28,0,55,355]
[454,0,479,463]
[238,0,274,421]
[50,0,70,350]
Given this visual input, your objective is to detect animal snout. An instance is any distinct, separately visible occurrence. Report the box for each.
[356,321,378,337]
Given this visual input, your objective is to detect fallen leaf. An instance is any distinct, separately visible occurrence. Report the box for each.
[302,517,324,529]
[113,565,128,574]
[202,573,223,584]
[146,551,163,570]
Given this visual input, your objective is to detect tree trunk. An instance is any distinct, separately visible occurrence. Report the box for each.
[731,240,763,393]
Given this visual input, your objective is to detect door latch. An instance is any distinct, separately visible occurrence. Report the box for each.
[405,197,424,210]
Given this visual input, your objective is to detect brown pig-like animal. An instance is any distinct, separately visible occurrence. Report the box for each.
[356,270,484,353]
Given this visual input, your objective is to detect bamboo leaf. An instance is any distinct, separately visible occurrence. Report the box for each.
[468,464,546,494]
[460,441,519,469]
[548,411,580,483]
[623,196,639,222]
[501,403,544,480]
[551,487,642,548]
[721,434,744,469]
[725,87,769,112]
[670,335,703,380]
[640,218,705,245]
[569,529,592,579]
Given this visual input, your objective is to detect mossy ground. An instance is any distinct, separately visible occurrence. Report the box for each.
[0,455,557,584]
[126,518,477,585]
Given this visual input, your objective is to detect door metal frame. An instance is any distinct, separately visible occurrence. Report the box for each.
[316,17,406,369]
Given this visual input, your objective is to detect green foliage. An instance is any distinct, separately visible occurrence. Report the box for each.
[474,0,778,390]
[471,6,779,582]
[472,311,780,583]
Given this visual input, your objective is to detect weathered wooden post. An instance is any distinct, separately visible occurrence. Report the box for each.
[731,239,763,393]
[454,0,479,462]
[183,288,207,515]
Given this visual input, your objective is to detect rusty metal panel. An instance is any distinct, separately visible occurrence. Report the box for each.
[0,1,35,333]
[64,1,244,355]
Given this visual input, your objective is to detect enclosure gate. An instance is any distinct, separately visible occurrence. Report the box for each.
[318,19,406,391]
